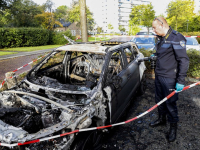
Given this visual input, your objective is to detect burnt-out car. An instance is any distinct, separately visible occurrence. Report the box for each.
[0,42,146,150]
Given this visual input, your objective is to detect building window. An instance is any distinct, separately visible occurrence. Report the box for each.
[71,30,76,36]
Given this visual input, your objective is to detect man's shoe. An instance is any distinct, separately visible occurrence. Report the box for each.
[167,123,177,142]
[149,115,166,127]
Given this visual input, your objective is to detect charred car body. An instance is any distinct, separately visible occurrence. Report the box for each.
[0,42,146,150]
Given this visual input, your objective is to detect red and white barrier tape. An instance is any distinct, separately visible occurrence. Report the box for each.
[0,54,48,90]
[185,36,200,38]
[12,55,46,73]
[0,81,199,147]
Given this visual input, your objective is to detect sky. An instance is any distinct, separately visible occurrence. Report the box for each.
[32,0,173,28]
[32,0,173,16]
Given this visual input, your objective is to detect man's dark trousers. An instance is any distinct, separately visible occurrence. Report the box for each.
[155,75,179,123]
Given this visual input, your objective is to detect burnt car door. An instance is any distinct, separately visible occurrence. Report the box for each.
[104,45,140,123]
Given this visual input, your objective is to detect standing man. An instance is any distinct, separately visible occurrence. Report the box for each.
[149,17,189,142]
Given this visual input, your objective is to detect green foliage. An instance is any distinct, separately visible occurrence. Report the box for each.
[35,11,63,30]
[0,27,73,48]
[177,16,200,32]
[129,3,155,33]
[42,0,54,12]
[118,25,126,32]
[108,24,114,32]
[49,30,73,45]
[128,25,141,35]
[7,0,42,27]
[67,3,94,30]
[139,49,153,71]
[186,49,200,77]
[96,26,103,34]
[0,28,49,48]
[129,5,144,25]
[0,9,11,27]
[166,0,195,31]
[142,3,155,30]
[54,5,68,20]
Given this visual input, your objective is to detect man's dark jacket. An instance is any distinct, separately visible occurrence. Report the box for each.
[154,27,189,85]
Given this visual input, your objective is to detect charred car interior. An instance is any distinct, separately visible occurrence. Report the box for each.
[0,42,146,150]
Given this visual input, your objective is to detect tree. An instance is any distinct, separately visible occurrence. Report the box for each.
[129,4,144,25]
[166,0,195,31]
[180,15,200,32]
[118,25,126,32]
[54,5,68,20]
[96,26,103,34]
[128,25,141,35]
[35,11,62,30]
[0,9,11,27]
[108,23,114,33]
[67,2,94,31]
[42,0,54,12]
[129,3,155,34]
[3,0,42,27]
[142,3,155,33]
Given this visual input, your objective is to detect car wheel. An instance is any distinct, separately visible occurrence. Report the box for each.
[71,130,104,150]
[137,74,146,96]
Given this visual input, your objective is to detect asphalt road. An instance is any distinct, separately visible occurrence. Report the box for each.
[0,53,47,80]
[102,78,200,150]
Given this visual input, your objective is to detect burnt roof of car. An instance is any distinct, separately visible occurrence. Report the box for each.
[56,44,107,54]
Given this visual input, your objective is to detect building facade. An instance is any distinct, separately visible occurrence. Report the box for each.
[194,0,200,14]
[99,0,151,33]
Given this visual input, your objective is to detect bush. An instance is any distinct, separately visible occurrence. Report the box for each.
[0,28,74,48]
[139,49,154,72]
[186,49,200,78]
[139,48,200,78]
[0,28,49,48]
[181,32,200,43]
[49,30,74,45]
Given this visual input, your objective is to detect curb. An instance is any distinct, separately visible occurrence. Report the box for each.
[0,49,54,61]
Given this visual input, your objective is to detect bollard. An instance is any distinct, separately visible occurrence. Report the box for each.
[5,72,18,89]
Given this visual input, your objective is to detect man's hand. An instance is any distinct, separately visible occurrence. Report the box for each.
[175,83,184,91]
[149,54,155,61]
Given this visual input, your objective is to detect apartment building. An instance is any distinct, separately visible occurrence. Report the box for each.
[99,0,151,33]
[194,0,200,14]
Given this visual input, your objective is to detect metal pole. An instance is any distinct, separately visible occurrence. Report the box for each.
[79,0,88,42]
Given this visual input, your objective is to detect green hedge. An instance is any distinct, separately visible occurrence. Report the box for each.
[140,49,200,78]
[0,28,50,48]
[181,32,200,43]
[0,28,73,48]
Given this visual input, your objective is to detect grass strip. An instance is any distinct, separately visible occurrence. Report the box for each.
[0,45,62,52]
[0,52,18,56]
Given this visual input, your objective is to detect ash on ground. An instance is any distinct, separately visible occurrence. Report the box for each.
[102,78,200,150]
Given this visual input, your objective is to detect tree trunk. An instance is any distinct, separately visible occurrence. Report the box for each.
[79,0,88,42]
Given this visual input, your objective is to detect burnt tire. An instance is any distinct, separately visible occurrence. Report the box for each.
[70,130,104,150]
[137,74,146,96]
